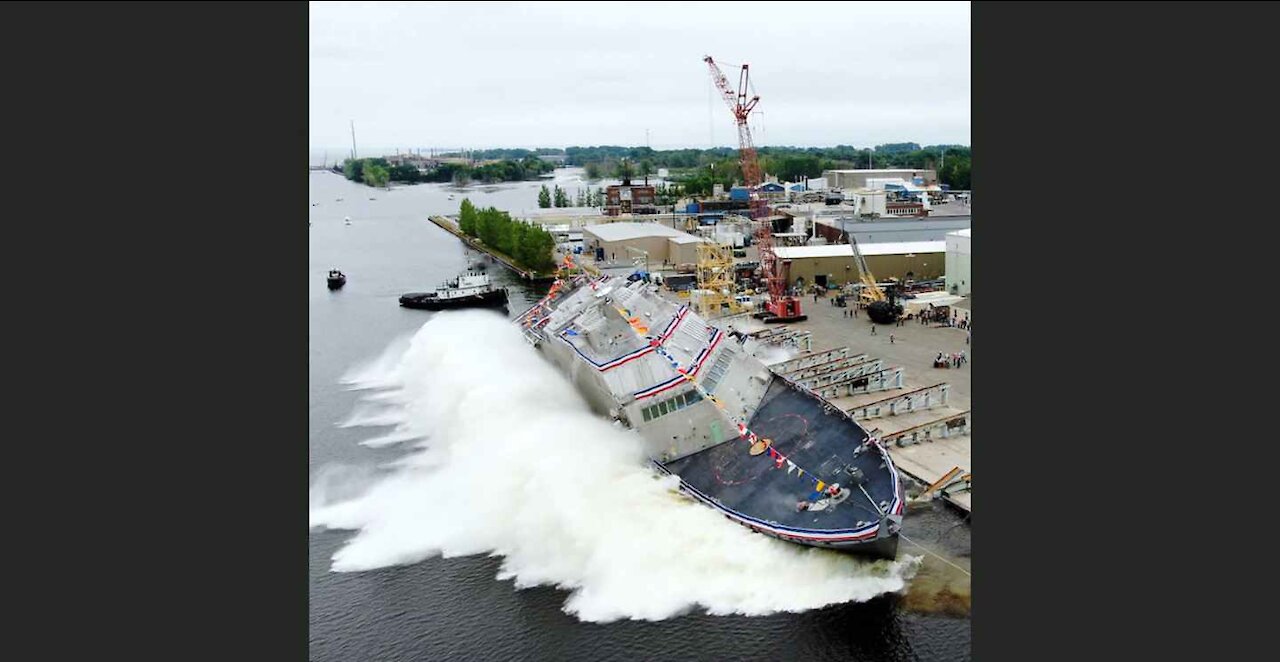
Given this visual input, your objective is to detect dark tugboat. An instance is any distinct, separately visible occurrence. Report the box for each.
[326,269,347,290]
[399,270,508,310]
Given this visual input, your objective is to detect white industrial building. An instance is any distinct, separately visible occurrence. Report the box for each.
[823,169,938,190]
[945,228,971,296]
[823,169,946,206]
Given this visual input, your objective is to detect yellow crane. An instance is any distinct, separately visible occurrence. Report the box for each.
[694,241,743,318]
[848,233,901,324]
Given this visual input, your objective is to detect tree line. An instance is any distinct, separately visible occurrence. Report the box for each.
[563,144,971,191]
[457,199,557,273]
[340,157,556,187]
[537,180,682,210]
[437,148,564,160]
[538,184,608,208]
[346,142,971,191]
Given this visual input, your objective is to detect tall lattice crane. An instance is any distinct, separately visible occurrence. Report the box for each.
[703,56,762,191]
[704,55,804,322]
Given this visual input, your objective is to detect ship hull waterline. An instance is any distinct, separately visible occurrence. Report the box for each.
[654,462,902,560]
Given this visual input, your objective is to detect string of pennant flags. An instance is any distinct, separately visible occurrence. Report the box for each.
[520,253,602,330]
[609,298,878,502]
[530,253,879,502]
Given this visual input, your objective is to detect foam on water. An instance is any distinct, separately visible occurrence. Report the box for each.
[310,310,917,622]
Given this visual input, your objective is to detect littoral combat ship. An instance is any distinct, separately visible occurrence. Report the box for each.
[516,269,902,558]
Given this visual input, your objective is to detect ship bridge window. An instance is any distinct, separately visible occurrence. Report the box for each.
[641,390,704,423]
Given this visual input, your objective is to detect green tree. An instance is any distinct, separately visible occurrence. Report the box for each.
[655,183,682,206]
[458,198,478,236]
[875,142,921,154]
[639,159,653,180]
[938,152,971,190]
[362,162,389,188]
[583,162,601,180]
[762,154,823,182]
[342,158,364,183]
[614,159,635,182]
[538,185,551,208]
[553,185,568,207]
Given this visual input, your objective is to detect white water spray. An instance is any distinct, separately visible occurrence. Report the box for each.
[746,341,800,366]
[310,310,917,622]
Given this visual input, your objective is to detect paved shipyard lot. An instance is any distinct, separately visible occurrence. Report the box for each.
[716,291,972,511]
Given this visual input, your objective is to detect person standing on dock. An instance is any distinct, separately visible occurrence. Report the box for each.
[889,333,895,344]
[870,324,876,335]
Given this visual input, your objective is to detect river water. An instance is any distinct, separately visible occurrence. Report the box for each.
[308,168,971,661]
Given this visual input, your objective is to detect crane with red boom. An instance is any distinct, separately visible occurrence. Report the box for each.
[703,55,805,323]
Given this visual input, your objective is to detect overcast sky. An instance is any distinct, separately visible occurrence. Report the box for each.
[310,1,969,152]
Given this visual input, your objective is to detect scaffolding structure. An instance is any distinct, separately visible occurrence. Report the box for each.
[694,242,742,318]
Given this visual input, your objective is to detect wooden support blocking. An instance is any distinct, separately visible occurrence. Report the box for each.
[847,383,951,420]
[883,410,971,447]
[811,366,905,399]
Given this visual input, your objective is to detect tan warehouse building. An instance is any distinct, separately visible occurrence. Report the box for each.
[582,222,707,266]
[774,241,946,289]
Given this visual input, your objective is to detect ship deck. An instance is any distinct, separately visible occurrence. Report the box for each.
[660,379,900,539]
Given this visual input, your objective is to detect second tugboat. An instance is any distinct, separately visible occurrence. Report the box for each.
[400,270,508,310]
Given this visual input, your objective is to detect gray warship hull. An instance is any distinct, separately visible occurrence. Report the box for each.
[517,274,902,559]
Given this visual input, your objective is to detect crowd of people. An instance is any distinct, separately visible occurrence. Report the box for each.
[935,351,967,369]
[917,307,970,330]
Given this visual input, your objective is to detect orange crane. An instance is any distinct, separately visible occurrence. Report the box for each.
[704,55,804,323]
